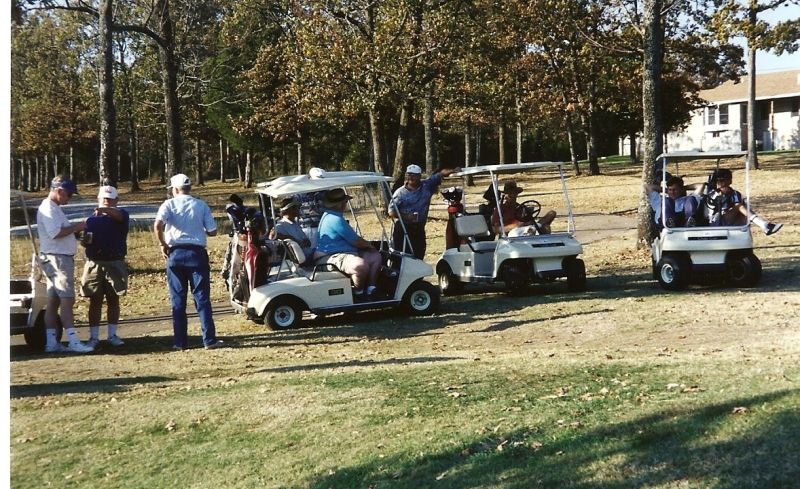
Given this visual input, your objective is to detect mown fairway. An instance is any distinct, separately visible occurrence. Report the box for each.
[9,154,800,488]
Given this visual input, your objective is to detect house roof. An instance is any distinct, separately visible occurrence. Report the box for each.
[700,69,800,104]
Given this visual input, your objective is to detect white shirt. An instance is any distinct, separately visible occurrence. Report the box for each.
[156,194,217,247]
[647,191,696,224]
[37,198,77,255]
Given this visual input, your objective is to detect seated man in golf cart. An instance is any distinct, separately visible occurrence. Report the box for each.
[645,175,705,229]
[313,188,383,297]
[700,168,782,235]
[270,197,314,263]
[491,180,557,237]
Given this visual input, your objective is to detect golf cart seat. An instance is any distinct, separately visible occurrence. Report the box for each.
[282,240,346,281]
[454,214,495,253]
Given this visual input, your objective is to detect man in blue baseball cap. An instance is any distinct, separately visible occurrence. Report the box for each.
[37,175,94,353]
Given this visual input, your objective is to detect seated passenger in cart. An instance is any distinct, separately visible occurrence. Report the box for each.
[491,181,557,237]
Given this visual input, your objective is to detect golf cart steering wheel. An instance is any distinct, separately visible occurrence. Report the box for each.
[515,200,541,223]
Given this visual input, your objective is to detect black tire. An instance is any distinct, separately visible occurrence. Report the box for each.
[726,253,761,288]
[403,281,440,316]
[264,297,303,331]
[656,254,691,291]
[565,258,587,292]
[651,257,659,280]
[500,262,528,295]
[437,266,463,296]
[25,313,63,352]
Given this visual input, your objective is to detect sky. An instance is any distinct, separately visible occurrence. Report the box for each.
[746,3,800,73]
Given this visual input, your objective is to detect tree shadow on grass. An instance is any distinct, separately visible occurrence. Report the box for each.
[256,355,466,374]
[306,389,800,489]
[10,375,173,398]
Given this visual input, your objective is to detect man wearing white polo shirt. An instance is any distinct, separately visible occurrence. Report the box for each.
[37,176,94,353]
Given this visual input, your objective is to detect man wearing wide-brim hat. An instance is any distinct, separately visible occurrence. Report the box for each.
[270,197,314,260]
[314,188,382,298]
[491,180,557,236]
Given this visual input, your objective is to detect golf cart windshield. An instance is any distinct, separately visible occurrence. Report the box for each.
[449,161,577,237]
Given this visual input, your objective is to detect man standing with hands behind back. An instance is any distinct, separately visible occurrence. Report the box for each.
[388,164,460,259]
[154,174,224,350]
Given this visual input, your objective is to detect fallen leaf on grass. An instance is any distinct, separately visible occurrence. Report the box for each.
[681,386,704,393]
[732,406,748,414]
[165,419,177,431]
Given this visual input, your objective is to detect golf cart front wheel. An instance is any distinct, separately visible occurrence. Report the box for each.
[403,281,440,316]
[656,255,690,291]
[25,313,63,352]
[565,258,587,292]
[265,298,303,331]
[726,253,761,288]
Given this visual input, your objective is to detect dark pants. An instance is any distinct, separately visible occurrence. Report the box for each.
[392,222,426,260]
[166,246,217,348]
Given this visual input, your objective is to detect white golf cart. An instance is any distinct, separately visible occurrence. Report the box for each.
[436,162,586,295]
[235,170,440,330]
[10,191,62,351]
[651,150,761,290]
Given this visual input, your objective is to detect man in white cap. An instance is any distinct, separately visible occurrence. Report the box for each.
[154,174,223,350]
[81,184,129,348]
[37,175,94,353]
[388,164,460,259]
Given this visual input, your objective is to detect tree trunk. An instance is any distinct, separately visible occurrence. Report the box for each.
[638,0,664,248]
[423,89,436,173]
[296,129,304,174]
[747,5,759,170]
[245,149,253,188]
[565,118,580,176]
[219,138,225,182]
[237,152,244,182]
[393,98,412,183]
[157,0,183,176]
[130,127,140,190]
[369,109,386,175]
[98,0,117,184]
[464,118,472,168]
[69,146,75,181]
[515,97,523,164]
[498,118,506,164]
[629,131,638,164]
[195,136,204,186]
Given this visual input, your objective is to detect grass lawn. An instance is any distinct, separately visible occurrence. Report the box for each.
[9,152,800,488]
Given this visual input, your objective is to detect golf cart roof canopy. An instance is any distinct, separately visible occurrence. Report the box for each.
[657,150,746,160]
[451,161,564,178]
[256,171,393,198]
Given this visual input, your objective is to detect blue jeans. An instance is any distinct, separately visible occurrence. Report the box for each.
[166,246,217,348]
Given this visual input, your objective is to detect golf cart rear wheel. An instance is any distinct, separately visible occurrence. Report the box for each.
[437,268,463,296]
[265,298,303,331]
[726,253,761,288]
[25,313,63,352]
[403,281,440,316]
[656,254,690,291]
[565,258,587,292]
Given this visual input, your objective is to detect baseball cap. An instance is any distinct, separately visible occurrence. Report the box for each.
[51,177,79,195]
[167,173,191,189]
[279,197,300,212]
[98,185,119,199]
[309,167,327,179]
[405,164,422,175]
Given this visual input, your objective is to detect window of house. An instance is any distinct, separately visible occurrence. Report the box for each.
[759,103,769,121]
[706,106,716,125]
[792,98,799,117]
[719,104,729,125]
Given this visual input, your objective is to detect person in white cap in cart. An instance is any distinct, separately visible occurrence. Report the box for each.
[80,184,130,348]
[388,164,460,260]
[154,174,224,350]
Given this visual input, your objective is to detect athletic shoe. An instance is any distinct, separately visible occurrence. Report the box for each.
[172,345,188,351]
[686,217,696,227]
[87,338,101,349]
[106,335,125,347]
[766,223,783,236]
[204,340,225,350]
[66,341,94,353]
[45,343,68,353]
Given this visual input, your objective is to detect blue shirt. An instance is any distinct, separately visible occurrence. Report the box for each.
[156,194,217,247]
[388,172,443,222]
[316,209,360,255]
[85,209,130,260]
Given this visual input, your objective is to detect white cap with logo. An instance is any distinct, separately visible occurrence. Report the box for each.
[405,164,422,175]
[167,173,191,189]
[98,185,119,200]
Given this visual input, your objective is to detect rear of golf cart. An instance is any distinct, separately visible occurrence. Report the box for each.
[436,162,587,295]
[651,151,762,290]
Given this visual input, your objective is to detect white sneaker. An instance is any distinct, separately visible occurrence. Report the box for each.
[106,335,125,347]
[45,343,68,353]
[87,338,100,349]
[66,341,94,353]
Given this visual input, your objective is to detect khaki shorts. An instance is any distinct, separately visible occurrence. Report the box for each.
[40,254,76,298]
[80,259,128,297]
